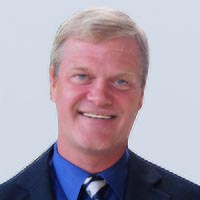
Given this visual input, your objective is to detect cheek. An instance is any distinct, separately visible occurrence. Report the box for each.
[56,84,88,108]
[119,93,142,118]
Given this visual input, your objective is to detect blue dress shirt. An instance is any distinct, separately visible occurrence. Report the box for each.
[52,143,129,200]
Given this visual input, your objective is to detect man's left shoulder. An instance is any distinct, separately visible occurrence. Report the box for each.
[127,150,200,199]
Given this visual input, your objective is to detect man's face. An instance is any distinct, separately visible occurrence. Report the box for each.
[50,37,144,156]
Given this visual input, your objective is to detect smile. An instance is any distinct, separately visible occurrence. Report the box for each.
[79,112,116,119]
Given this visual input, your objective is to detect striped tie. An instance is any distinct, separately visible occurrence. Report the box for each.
[83,175,107,199]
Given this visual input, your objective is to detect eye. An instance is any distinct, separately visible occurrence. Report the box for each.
[76,74,88,80]
[115,79,128,85]
[112,79,130,90]
[70,74,91,84]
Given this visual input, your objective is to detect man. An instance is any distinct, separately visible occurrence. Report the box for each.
[0,7,200,200]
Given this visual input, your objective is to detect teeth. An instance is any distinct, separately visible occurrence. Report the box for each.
[82,113,113,119]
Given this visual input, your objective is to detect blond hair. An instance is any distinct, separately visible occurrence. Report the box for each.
[50,7,149,88]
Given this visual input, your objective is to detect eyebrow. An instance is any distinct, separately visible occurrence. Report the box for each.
[67,66,90,72]
[115,71,138,77]
[67,66,138,78]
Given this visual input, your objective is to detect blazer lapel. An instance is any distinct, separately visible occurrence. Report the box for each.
[125,151,171,200]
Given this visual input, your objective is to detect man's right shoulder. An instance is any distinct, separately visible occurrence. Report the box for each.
[0,145,54,200]
[0,177,28,200]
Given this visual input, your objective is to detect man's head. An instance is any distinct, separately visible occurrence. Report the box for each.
[50,8,149,170]
[50,7,149,89]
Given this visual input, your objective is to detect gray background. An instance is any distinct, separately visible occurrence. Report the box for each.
[0,0,200,184]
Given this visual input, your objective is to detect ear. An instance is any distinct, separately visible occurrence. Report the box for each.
[49,66,57,102]
[138,90,144,110]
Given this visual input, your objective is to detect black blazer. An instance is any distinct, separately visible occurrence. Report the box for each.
[1,145,200,200]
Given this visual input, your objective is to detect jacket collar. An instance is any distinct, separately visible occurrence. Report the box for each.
[15,146,171,200]
[125,150,170,200]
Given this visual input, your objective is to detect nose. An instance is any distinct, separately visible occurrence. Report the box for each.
[86,80,112,107]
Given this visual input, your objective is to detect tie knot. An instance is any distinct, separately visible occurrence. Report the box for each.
[83,175,107,199]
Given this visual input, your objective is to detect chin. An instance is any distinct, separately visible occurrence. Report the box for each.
[77,138,110,152]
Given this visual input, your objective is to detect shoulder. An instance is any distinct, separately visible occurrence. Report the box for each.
[127,149,200,199]
[0,145,54,200]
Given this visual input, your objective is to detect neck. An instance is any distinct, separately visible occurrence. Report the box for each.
[57,141,127,173]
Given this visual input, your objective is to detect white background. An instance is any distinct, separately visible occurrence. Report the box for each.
[0,1,200,184]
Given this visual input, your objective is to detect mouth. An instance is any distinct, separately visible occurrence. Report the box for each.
[78,112,116,120]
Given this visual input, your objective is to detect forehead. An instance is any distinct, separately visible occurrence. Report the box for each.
[60,37,142,66]
[63,37,140,52]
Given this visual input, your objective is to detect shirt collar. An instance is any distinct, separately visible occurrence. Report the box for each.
[99,148,129,199]
[52,143,129,200]
[52,144,89,200]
